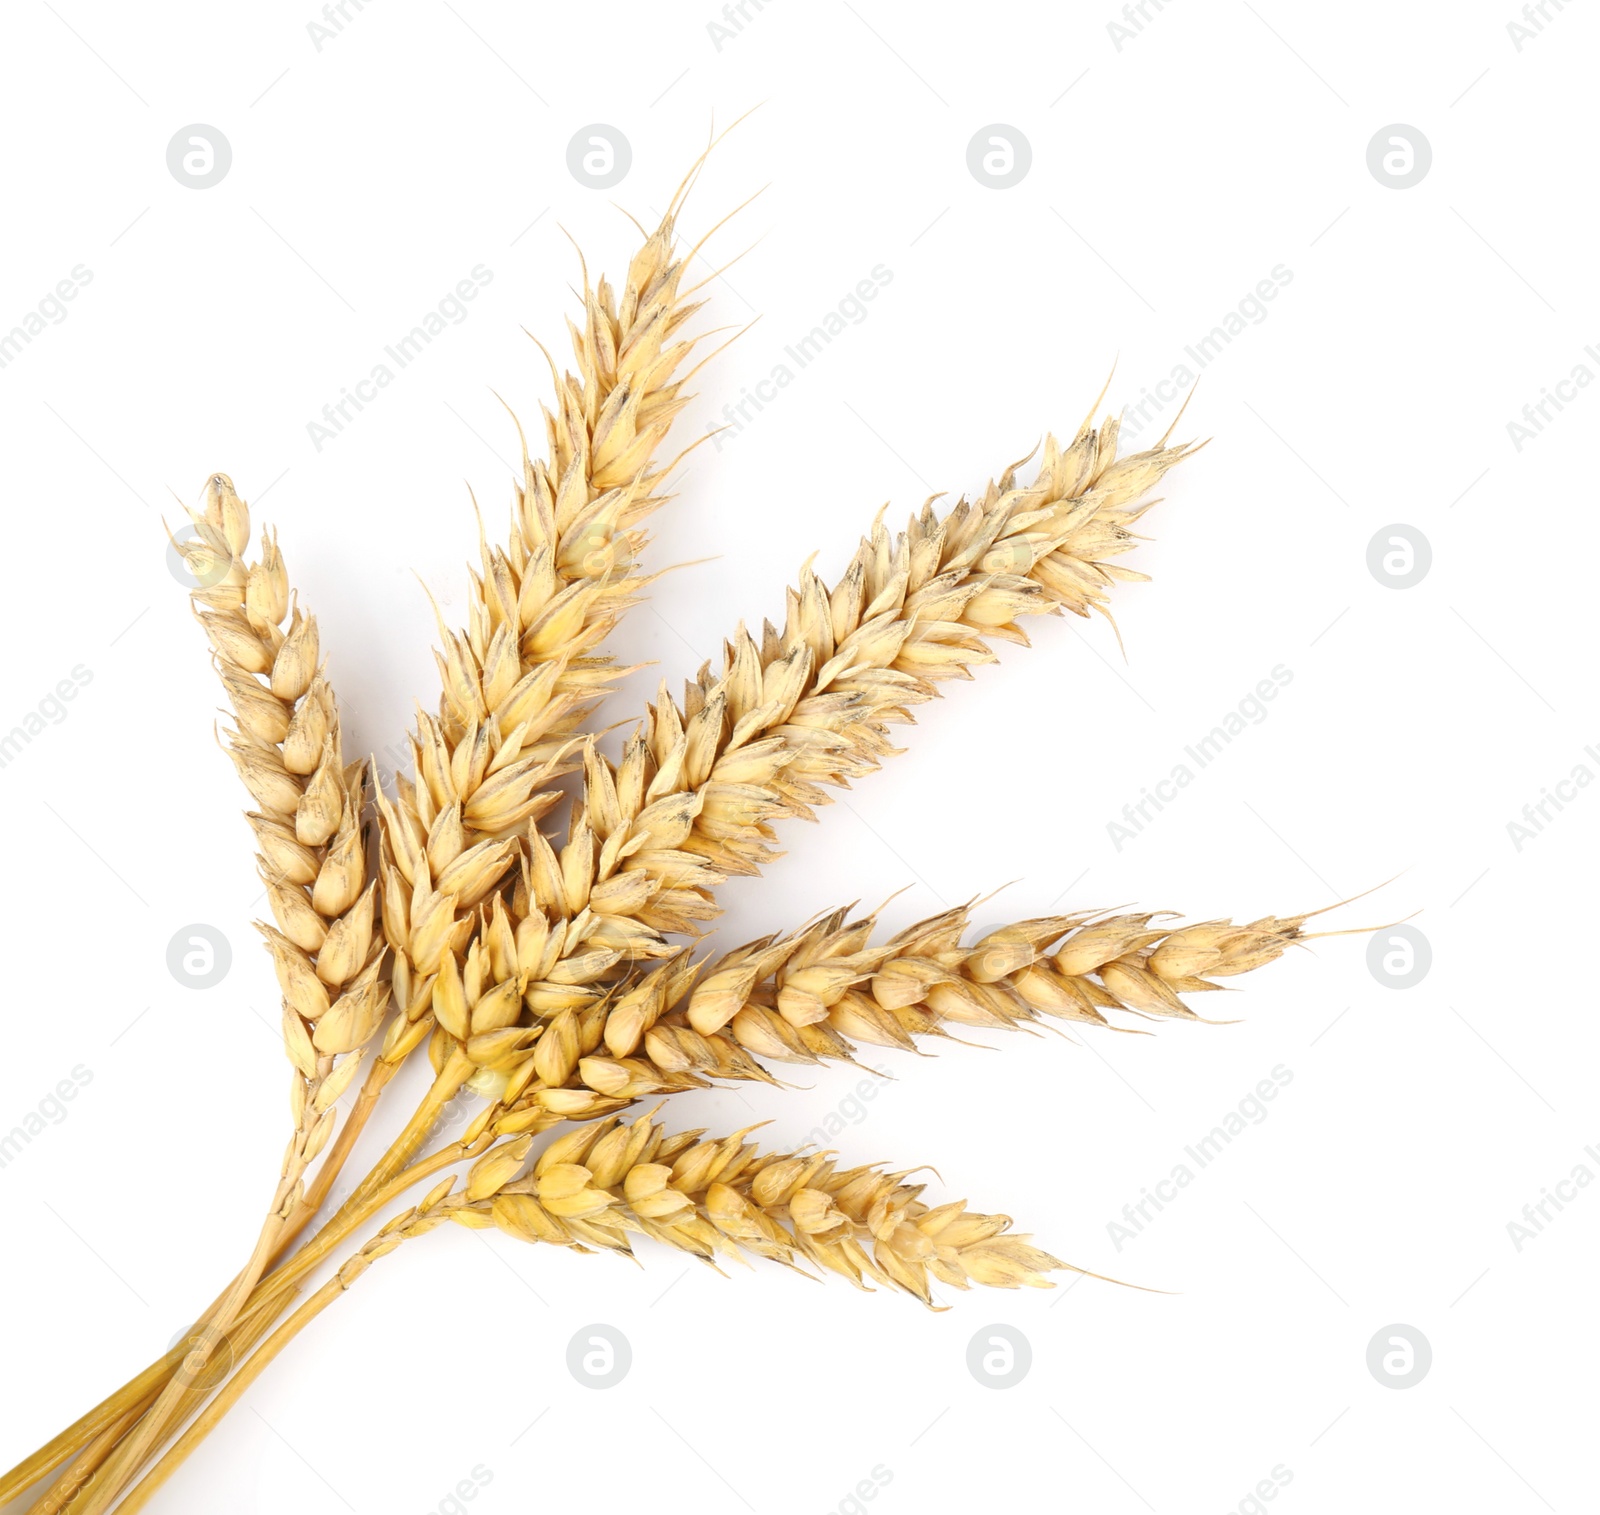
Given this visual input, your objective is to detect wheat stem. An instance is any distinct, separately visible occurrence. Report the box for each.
[114,1279,346,1515]
[341,1046,477,1210]
[282,1055,399,1236]
[71,1206,289,1515]
[5,1133,477,1510]
[26,1292,286,1515]
[19,1400,146,1515]
[116,1149,530,1513]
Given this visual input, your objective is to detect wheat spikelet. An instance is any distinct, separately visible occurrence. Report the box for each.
[471,1108,1070,1306]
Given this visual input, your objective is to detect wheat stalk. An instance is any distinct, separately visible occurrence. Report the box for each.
[46,467,465,1513]
[101,902,1321,1397]
[9,1119,497,1514]
[64,480,391,1515]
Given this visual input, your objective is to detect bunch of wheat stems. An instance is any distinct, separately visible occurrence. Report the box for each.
[2,154,1360,1513]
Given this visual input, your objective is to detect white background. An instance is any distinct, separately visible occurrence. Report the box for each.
[2,3,1597,1512]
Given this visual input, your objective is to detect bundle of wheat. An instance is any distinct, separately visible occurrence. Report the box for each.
[1,147,1368,1515]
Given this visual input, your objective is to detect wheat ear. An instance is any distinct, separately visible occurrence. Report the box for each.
[485,904,1311,1108]
[560,415,1190,950]
[117,1090,1063,1505]
[639,905,1313,1078]
[184,474,390,1224]
[475,1108,1073,1306]
[63,477,377,1512]
[182,473,386,1083]
[609,418,1198,911]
